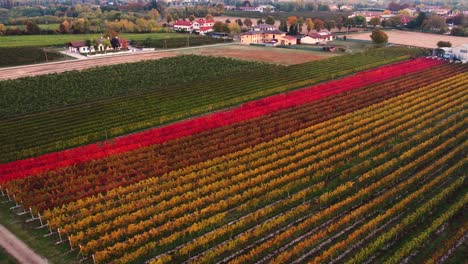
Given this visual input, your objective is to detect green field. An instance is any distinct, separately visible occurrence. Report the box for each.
[0,199,77,264]
[0,47,73,67]
[0,246,18,264]
[6,23,60,30]
[0,33,188,48]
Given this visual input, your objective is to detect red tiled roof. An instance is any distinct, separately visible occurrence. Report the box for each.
[196,19,214,24]
[69,41,85,48]
[174,20,192,26]
[283,35,297,40]
[199,26,213,32]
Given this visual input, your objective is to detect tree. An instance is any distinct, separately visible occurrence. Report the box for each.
[288,23,298,35]
[451,13,465,26]
[213,21,225,32]
[451,27,465,36]
[422,16,446,32]
[324,19,335,31]
[354,15,366,26]
[279,19,288,32]
[236,19,243,27]
[370,17,380,27]
[189,15,195,22]
[25,20,40,34]
[111,37,120,49]
[370,29,388,44]
[0,24,5,35]
[59,20,70,33]
[243,18,252,28]
[257,19,264,25]
[437,41,452,47]
[297,17,304,33]
[205,14,214,20]
[305,18,314,33]
[225,19,231,23]
[313,18,324,31]
[228,22,241,34]
[265,15,275,25]
[102,39,111,53]
[166,14,173,24]
[287,16,298,25]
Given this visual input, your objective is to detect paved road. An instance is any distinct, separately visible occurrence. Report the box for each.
[0,43,236,80]
[0,224,48,264]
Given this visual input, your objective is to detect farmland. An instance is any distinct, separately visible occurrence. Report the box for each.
[0,47,422,163]
[0,33,188,48]
[176,44,337,65]
[0,46,466,264]
[0,47,72,67]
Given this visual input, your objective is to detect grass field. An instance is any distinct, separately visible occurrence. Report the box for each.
[0,200,77,264]
[5,23,60,30]
[0,47,73,67]
[0,246,18,264]
[0,33,187,48]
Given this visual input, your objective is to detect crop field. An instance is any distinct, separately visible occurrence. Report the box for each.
[0,46,466,264]
[0,47,422,163]
[0,33,188,48]
[0,47,73,67]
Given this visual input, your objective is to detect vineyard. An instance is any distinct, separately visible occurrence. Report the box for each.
[0,46,466,264]
[0,47,422,163]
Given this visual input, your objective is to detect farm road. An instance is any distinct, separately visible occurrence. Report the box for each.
[0,224,48,264]
[0,43,236,80]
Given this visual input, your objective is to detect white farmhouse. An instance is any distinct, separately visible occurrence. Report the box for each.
[300,31,334,45]
[452,44,468,61]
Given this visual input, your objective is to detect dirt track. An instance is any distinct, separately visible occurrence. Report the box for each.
[348,30,468,48]
[0,224,48,264]
[0,51,178,80]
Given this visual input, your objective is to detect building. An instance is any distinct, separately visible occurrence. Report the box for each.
[300,31,333,45]
[239,5,276,13]
[251,24,277,31]
[67,37,128,54]
[240,29,297,46]
[452,44,468,61]
[173,20,193,32]
[173,19,214,34]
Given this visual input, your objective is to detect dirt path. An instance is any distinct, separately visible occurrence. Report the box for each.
[0,43,235,80]
[0,224,48,264]
[347,30,468,48]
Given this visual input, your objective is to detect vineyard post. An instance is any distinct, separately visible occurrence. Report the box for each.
[37,212,47,229]
[68,235,74,251]
[10,195,22,209]
[44,222,56,237]
[26,207,39,222]
[56,228,63,244]
[5,189,12,202]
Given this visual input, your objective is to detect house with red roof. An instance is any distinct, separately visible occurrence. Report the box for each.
[173,20,193,32]
[173,19,214,34]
